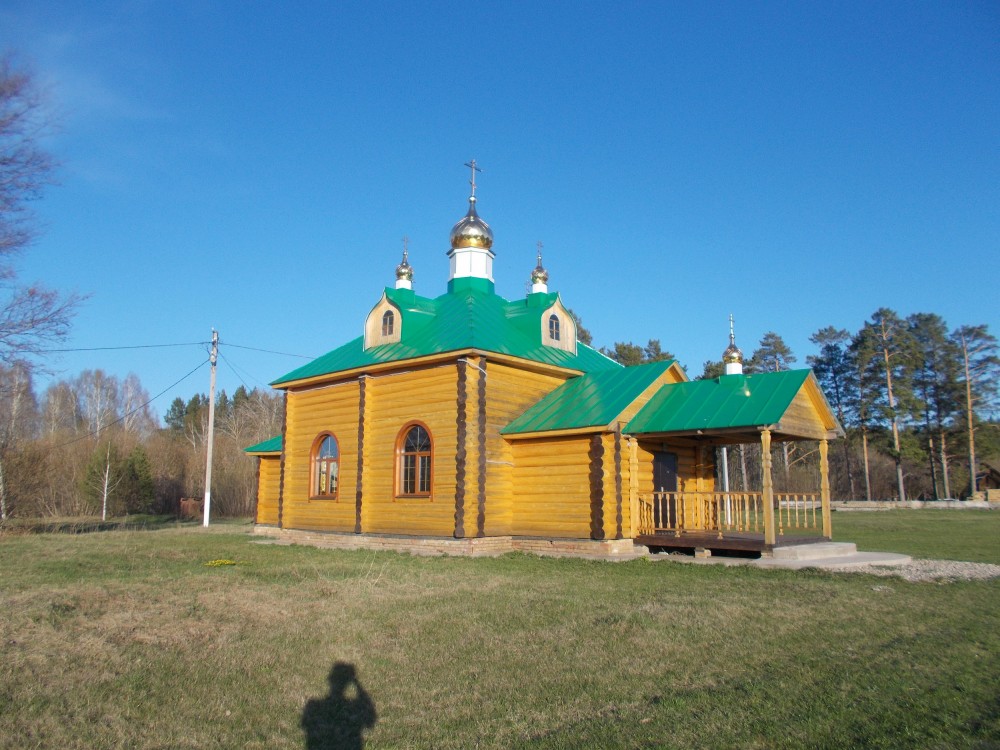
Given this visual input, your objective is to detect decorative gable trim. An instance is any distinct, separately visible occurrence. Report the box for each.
[364,292,402,349]
[541,298,577,354]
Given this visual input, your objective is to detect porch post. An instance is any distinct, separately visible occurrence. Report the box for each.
[628,437,639,538]
[820,439,832,539]
[761,429,776,546]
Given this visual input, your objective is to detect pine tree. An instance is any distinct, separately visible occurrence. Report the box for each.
[908,313,962,499]
[747,332,796,374]
[808,327,856,498]
[953,325,1000,497]
[862,309,916,502]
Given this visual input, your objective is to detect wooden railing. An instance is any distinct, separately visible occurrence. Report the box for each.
[636,491,823,537]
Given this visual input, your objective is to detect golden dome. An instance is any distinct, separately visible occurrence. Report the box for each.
[395,248,413,281]
[450,197,493,250]
[723,342,743,364]
[531,243,548,284]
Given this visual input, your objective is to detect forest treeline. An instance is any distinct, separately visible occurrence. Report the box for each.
[579,307,999,502]
[0,369,281,520]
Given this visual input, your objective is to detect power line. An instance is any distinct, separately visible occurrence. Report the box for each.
[218,351,253,390]
[221,342,316,359]
[30,342,209,353]
[28,339,316,359]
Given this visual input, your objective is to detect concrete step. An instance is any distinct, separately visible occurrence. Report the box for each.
[770,542,857,560]
[754,551,912,570]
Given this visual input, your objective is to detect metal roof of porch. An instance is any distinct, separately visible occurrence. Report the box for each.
[501,360,678,435]
[624,369,841,440]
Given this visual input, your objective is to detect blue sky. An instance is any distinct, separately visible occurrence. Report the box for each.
[2,1,998,420]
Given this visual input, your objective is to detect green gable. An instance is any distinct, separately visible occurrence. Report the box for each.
[272,283,619,386]
[624,370,814,435]
[244,435,282,454]
[502,360,677,435]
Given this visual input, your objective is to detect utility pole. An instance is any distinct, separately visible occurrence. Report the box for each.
[202,329,218,527]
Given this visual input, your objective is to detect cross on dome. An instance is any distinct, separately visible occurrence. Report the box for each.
[464,159,482,198]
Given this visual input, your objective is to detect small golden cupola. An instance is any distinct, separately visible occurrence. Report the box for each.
[395,237,414,290]
[447,160,495,286]
[530,241,549,294]
[723,314,744,375]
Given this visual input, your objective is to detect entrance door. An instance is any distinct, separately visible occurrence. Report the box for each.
[652,451,678,529]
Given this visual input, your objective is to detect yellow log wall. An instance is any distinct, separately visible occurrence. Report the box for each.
[484,362,568,536]
[254,456,281,525]
[362,365,460,536]
[281,381,361,532]
[511,435,594,538]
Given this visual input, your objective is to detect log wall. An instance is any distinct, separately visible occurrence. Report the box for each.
[363,365,460,536]
[484,362,568,536]
[281,381,361,531]
[255,456,281,525]
[510,435,594,538]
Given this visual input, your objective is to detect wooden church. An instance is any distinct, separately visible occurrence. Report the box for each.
[246,166,843,556]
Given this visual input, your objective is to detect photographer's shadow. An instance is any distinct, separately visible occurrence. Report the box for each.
[301,662,377,750]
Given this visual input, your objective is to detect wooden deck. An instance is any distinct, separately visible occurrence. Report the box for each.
[634,531,830,555]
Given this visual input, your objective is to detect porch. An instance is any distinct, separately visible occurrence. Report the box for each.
[628,428,835,555]
[620,365,846,554]
[633,490,831,554]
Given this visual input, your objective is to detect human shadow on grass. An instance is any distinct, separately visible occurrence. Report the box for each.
[301,661,377,750]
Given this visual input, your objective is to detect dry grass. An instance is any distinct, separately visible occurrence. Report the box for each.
[0,523,998,749]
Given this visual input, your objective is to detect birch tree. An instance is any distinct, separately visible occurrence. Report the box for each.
[0,56,81,360]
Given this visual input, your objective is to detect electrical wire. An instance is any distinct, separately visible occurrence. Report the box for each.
[220,342,316,359]
[29,342,209,353]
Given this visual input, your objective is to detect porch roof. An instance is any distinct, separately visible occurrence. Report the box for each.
[502,359,680,435]
[244,435,283,455]
[625,369,842,440]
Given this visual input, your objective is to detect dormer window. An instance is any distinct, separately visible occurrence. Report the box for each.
[541,301,576,354]
[364,293,402,348]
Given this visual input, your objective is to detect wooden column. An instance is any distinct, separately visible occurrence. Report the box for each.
[628,438,639,538]
[761,429,776,546]
[820,438,832,539]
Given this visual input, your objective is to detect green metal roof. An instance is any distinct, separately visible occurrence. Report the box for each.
[272,280,620,386]
[502,360,676,435]
[624,370,814,434]
[244,435,283,454]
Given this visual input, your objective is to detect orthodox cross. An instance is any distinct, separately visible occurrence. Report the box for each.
[536,240,544,265]
[402,235,409,261]
[464,159,482,197]
[729,313,736,346]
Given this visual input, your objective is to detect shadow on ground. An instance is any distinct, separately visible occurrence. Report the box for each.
[302,661,377,750]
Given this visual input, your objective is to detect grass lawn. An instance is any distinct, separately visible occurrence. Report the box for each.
[832,508,1000,564]
[0,517,997,749]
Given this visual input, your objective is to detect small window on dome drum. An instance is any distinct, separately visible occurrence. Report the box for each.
[548,314,560,341]
[382,311,394,336]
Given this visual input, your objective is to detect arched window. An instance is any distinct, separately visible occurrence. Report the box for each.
[397,423,432,497]
[311,433,339,498]
[382,310,395,336]
[548,314,560,341]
